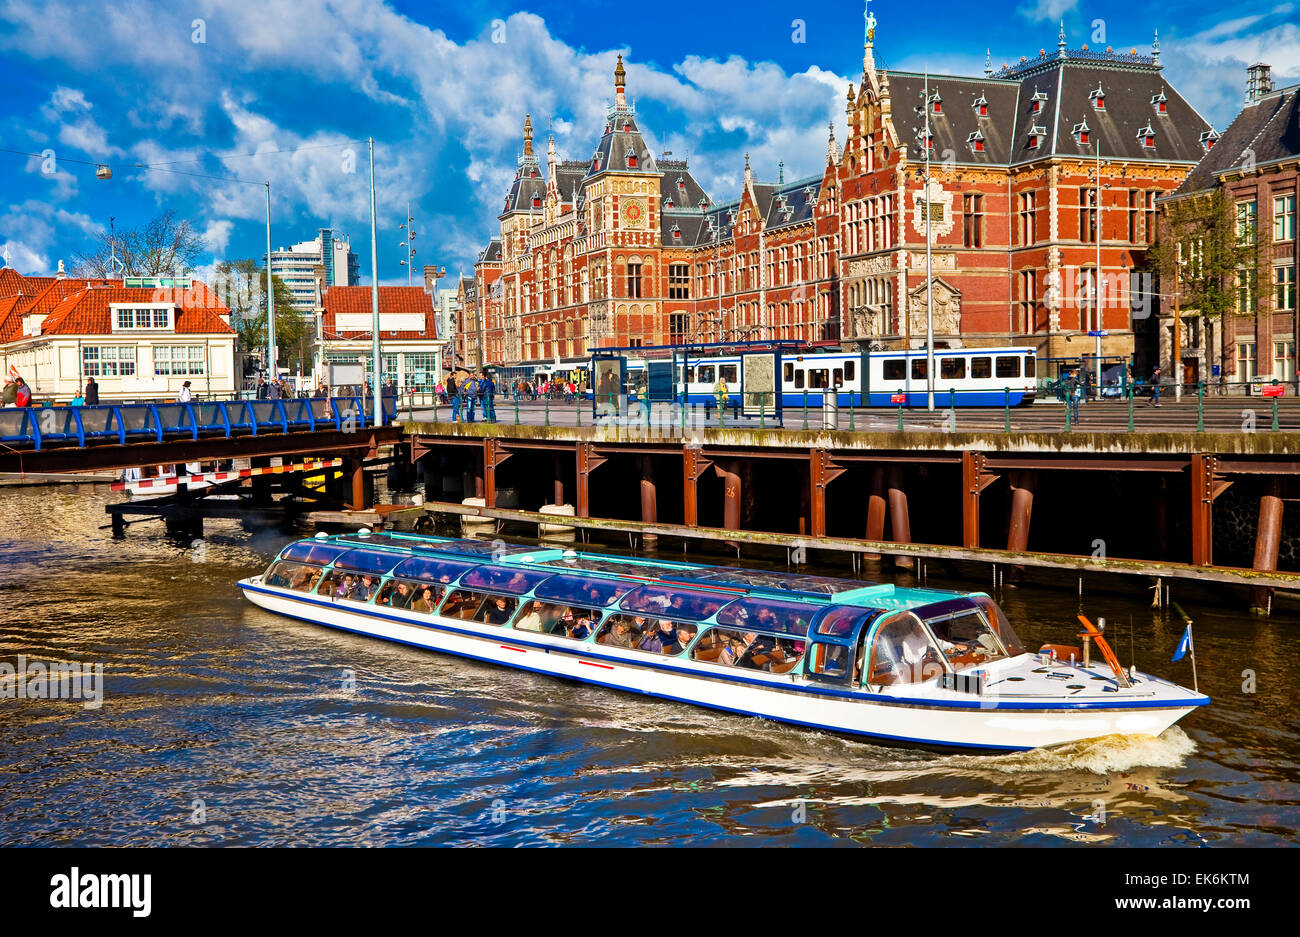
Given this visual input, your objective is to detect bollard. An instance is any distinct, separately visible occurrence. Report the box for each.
[802,390,809,430]
[1003,387,1011,434]
[948,390,957,431]
[848,390,856,431]
[1064,396,1072,432]
[897,400,904,432]
[719,395,726,428]
[1127,384,1135,433]
[545,394,551,426]
[679,393,686,433]
[1196,381,1204,433]
[576,391,582,427]
[514,397,520,425]
[759,394,766,430]
[1273,394,1280,432]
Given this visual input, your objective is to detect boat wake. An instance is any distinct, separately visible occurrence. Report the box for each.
[980,727,1196,775]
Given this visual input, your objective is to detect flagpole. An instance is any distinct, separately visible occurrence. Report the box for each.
[1189,627,1197,694]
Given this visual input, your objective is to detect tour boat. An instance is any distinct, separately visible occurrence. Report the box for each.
[238,532,1209,752]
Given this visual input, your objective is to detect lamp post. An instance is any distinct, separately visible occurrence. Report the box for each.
[1092,139,1106,400]
[923,70,935,410]
[368,137,382,427]
[265,183,275,386]
[399,203,417,287]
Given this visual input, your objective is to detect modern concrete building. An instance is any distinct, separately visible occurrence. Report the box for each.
[266,228,360,312]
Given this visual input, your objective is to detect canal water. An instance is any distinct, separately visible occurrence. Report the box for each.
[1,483,1297,846]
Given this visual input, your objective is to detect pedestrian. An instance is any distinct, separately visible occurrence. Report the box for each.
[1064,369,1081,423]
[461,373,479,422]
[446,371,460,421]
[256,375,269,399]
[14,377,31,408]
[714,376,730,416]
[70,393,85,407]
[1149,367,1162,407]
[84,376,99,406]
[478,368,496,423]
[2,378,15,407]
[267,378,282,400]
[178,380,193,404]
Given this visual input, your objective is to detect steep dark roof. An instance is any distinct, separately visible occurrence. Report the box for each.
[585,107,660,179]
[1173,85,1300,196]
[501,155,546,218]
[885,73,1023,165]
[478,239,502,264]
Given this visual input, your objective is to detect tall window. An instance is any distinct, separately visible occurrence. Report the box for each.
[1274,340,1295,382]
[1237,269,1257,315]
[1237,341,1257,380]
[668,312,689,343]
[1079,188,1097,243]
[153,345,205,376]
[1128,189,1139,242]
[1275,264,1297,313]
[1237,200,1258,245]
[1019,269,1037,333]
[668,263,690,299]
[1017,192,1036,245]
[1144,191,1158,244]
[626,260,642,299]
[1275,194,1296,242]
[963,194,983,248]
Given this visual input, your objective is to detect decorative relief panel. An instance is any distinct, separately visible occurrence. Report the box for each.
[908,277,961,336]
[910,181,954,239]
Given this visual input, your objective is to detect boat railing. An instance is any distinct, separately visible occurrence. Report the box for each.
[0,396,398,450]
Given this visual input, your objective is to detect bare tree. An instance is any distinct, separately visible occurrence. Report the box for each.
[73,209,206,277]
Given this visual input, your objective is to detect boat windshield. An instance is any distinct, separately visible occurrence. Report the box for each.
[969,596,1026,657]
[532,575,636,607]
[333,549,404,575]
[673,568,864,596]
[458,565,554,595]
[391,556,477,584]
[714,597,819,636]
[279,541,350,565]
[922,597,1024,669]
[619,585,731,621]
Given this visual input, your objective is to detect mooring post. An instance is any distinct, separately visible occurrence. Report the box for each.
[897,399,904,432]
[886,465,913,570]
[1249,482,1284,615]
[864,465,887,560]
[1127,384,1135,433]
[545,395,551,426]
[1006,469,1036,581]
[715,461,742,534]
[802,391,809,430]
[1196,381,1205,433]
[848,391,856,431]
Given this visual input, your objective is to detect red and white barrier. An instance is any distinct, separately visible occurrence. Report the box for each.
[111,458,343,492]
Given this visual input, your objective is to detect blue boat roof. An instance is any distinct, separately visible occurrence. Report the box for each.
[287,532,981,614]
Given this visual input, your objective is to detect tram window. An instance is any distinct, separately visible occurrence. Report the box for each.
[783,363,794,383]
[971,357,992,379]
[794,369,805,389]
[883,359,906,381]
[911,359,928,380]
[995,356,1021,378]
[833,368,843,387]
[719,364,738,383]
[809,369,829,389]
[866,614,949,686]
[940,358,966,380]
[844,361,855,381]
[1024,356,1036,377]
[697,365,715,384]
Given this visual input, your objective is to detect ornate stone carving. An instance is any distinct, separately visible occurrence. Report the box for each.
[908,277,962,336]
[909,251,955,270]
[910,181,955,239]
[848,254,896,277]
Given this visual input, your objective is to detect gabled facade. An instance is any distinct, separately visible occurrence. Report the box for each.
[317,285,444,390]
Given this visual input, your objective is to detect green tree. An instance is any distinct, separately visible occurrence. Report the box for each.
[1149,189,1263,375]
[73,209,206,277]
[216,262,312,372]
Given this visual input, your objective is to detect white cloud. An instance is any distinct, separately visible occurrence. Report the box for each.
[202,220,234,255]
[0,240,49,275]
[1018,0,1078,23]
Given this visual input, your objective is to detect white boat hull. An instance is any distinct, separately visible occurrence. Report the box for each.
[240,581,1204,752]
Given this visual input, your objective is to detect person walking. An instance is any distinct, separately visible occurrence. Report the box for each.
[1149,367,1162,407]
[177,380,193,403]
[1064,370,1081,423]
[478,368,496,423]
[446,371,460,421]
[84,377,99,406]
[256,375,269,399]
[3,378,16,407]
[461,373,479,423]
[14,377,32,408]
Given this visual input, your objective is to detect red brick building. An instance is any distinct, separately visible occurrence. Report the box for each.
[459,19,1213,372]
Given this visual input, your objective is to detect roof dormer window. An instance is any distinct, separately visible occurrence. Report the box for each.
[1199,129,1218,152]
[622,122,632,132]
[664,195,674,208]
[1072,120,1090,145]
[532,196,541,208]
[973,93,989,117]
[1151,90,1168,114]
[929,92,943,115]
[916,127,934,150]
[1031,89,1048,114]
[1089,84,1105,110]
[1027,123,1047,149]
[626,150,638,168]
[677,176,686,191]
[698,197,708,209]
[1137,123,1156,148]
[967,130,985,153]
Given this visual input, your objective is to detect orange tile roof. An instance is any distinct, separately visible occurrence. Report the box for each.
[36,286,234,337]
[320,285,438,341]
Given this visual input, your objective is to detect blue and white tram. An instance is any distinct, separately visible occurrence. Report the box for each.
[676,347,1037,407]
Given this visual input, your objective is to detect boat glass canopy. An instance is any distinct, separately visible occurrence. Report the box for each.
[333,549,404,575]
[532,575,637,607]
[280,541,351,565]
[619,585,732,621]
[676,568,865,596]
[391,556,478,583]
[715,597,820,636]
[537,556,675,579]
[459,565,554,595]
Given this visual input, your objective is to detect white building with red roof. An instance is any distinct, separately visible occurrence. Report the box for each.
[317,284,444,390]
[0,267,237,403]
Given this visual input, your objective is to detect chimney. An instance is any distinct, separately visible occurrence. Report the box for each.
[312,263,326,311]
[423,265,438,293]
[1246,63,1272,105]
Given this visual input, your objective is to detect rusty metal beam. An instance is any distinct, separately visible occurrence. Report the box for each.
[1212,460,1300,474]
[961,451,984,549]
[983,457,1188,472]
[1190,454,1216,567]
[809,449,847,538]
[827,453,962,464]
[682,446,712,527]
[576,441,607,519]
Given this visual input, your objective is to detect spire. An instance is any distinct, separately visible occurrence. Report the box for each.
[522,114,533,157]
[827,121,837,166]
[614,54,627,109]
[846,81,856,124]
[985,49,992,78]
[743,152,752,190]
[546,130,557,184]
[778,160,785,183]
[1058,20,1067,59]
[1152,28,1160,64]
[863,0,877,76]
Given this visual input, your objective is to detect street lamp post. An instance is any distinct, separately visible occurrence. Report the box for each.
[1093,139,1105,400]
[399,203,417,287]
[368,137,382,427]
[265,183,275,385]
[923,70,935,410]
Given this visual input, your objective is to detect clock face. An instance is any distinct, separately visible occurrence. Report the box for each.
[622,199,644,228]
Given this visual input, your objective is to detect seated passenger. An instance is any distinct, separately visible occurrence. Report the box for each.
[600,618,635,648]
[514,600,548,632]
[383,582,413,608]
[718,633,750,666]
[414,586,440,614]
[307,571,323,593]
[265,565,291,588]
[569,613,595,641]
[354,575,379,602]
[638,619,678,654]
[738,632,780,670]
[667,626,696,655]
[479,595,514,625]
[333,575,356,600]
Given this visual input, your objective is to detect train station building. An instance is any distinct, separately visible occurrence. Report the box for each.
[458,15,1212,374]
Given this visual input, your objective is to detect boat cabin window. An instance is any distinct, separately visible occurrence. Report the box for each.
[995,356,1021,378]
[882,358,906,380]
[391,556,476,586]
[532,574,634,607]
[716,597,817,636]
[620,585,729,621]
[264,561,323,592]
[596,614,696,654]
[865,613,949,686]
[970,595,1025,656]
[514,600,603,640]
[439,589,517,624]
[805,642,849,679]
[911,359,928,380]
[940,357,966,380]
[459,565,553,595]
[333,548,403,576]
[376,579,424,610]
[691,627,803,673]
[317,569,382,603]
[924,605,1011,669]
[971,356,992,379]
[280,541,350,566]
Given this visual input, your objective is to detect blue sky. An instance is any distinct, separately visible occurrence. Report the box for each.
[1,0,1296,284]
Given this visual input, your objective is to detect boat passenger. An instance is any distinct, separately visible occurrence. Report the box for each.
[415,586,440,613]
[288,567,314,590]
[639,620,678,653]
[481,595,514,625]
[738,632,780,670]
[717,633,750,666]
[334,575,356,600]
[383,582,413,608]
[354,575,379,601]
[666,626,696,655]
[514,600,548,632]
[569,614,595,641]
[600,619,635,648]
[266,566,291,588]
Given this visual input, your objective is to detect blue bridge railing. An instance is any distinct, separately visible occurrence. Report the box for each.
[0,397,396,451]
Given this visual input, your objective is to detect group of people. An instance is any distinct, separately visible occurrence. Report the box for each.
[1,372,33,407]
[441,368,497,423]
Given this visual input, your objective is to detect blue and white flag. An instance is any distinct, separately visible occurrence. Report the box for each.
[1172,624,1192,662]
